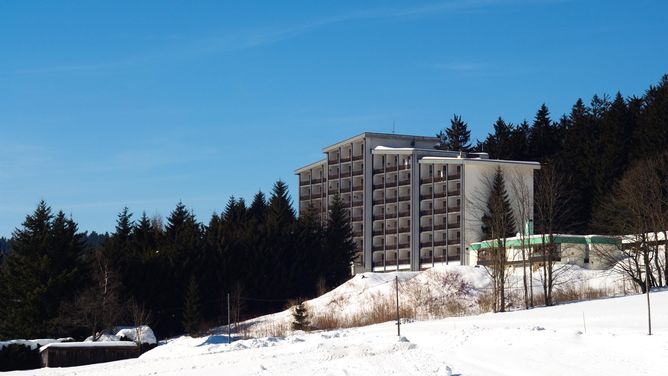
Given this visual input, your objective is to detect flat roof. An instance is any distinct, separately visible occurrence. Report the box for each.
[469,234,619,250]
[322,132,439,152]
[420,156,540,168]
[294,159,326,174]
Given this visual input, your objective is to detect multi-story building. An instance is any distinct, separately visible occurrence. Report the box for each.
[295,132,540,273]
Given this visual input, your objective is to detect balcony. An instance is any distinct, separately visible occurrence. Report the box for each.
[352,169,363,176]
[447,221,460,229]
[448,206,461,213]
[420,223,447,232]
[448,173,461,180]
[420,176,447,184]
[448,239,461,245]
[328,157,339,164]
[351,215,363,222]
[372,165,409,174]
[351,200,363,207]
[340,171,352,179]
[340,156,352,163]
[447,190,461,196]
[420,240,448,247]
[299,180,310,186]
[352,185,363,192]
[420,208,448,216]
[373,195,410,204]
[328,173,339,180]
[373,211,410,221]
[352,230,363,237]
[420,255,460,264]
[420,192,447,200]
[352,155,363,161]
[299,194,310,201]
[372,178,410,190]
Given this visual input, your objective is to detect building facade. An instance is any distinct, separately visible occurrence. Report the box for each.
[295,132,540,273]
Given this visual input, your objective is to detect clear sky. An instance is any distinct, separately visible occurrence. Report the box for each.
[1,0,666,237]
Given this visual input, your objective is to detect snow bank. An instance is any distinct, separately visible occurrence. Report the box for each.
[116,326,157,345]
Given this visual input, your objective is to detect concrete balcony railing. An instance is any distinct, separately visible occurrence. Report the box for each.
[420,223,447,232]
[352,155,363,161]
[372,179,410,189]
[420,240,448,248]
[373,211,410,221]
[352,169,363,176]
[420,176,447,184]
[448,173,461,180]
[373,165,409,174]
[447,190,461,196]
[351,200,363,207]
[351,215,363,222]
[373,195,410,204]
[420,208,447,216]
[420,191,447,200]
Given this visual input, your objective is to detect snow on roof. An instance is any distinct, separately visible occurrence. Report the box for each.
[0,338,66,350]
[40,341,138,352]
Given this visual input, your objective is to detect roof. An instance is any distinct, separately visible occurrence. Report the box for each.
[469,234,619,250]
[294,159,326,174]
[40,341,138,352]
[420,156,540,168]
[322,132,439,152]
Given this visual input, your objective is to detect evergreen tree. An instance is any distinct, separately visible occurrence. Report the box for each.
[291,301,310,331]
[481,167,516,239]
[323,195,356,289]
[528,104,559,161]
[436,114,472,151]
[0,202,86,338]
[482,117,515,159]
[182,276,202,336]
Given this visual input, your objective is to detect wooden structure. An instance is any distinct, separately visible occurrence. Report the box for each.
[40,342,139,368]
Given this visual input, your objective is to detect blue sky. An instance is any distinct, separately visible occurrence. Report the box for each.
[1,0,666,237]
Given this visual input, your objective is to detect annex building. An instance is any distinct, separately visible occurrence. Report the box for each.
[295,132,540,273]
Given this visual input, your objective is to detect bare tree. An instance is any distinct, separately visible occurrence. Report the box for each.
[534,164,572,306]
[594,158,666,292]
[129,298,153,351]
[509,169,533,309]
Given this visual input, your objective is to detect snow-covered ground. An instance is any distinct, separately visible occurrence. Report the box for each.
[8,275,667,375]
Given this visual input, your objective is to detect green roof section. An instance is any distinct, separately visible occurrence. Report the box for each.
[469,234,619,251]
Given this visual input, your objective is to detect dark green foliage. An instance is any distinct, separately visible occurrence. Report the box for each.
[481,167,516,240]
[291,302,310,331]
[436,114,472,151]
[0,344,41,371]
[323,195,357,290]
[182,276,202,336]
[0,201,86,339]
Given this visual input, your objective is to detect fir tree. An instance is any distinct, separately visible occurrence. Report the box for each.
[482,117,515,159]
[323,195,356,289]
[528,104,558,161]
[0,201,86,338]
[436,114,472,151]
[182,276,202,336]
[481,167,516,240]
[291,301,310,331]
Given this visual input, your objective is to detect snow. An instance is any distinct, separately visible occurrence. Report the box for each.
[0,339,68,351]
[39,342,137,352]
[115,326,157,345]
[5,267,667,375]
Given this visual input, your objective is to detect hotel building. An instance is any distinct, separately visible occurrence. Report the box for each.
[295,132,539,273]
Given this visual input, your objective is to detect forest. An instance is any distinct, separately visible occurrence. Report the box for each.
[0,182,356,340]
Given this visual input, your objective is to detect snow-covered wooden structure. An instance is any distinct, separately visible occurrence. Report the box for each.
[39,341,139,368]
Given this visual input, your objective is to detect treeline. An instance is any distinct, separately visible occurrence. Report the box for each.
[0,181,356,340]
[475,75,668,233]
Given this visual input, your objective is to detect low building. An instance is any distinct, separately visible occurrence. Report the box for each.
[39,342,139,368]
[469,234,621,270]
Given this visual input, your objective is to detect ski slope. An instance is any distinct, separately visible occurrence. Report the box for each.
[9,288,667,376]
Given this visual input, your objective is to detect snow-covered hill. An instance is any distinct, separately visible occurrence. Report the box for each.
[9,267,667,376]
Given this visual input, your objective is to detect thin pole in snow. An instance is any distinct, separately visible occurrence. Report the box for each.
[395,276,400,337]
[227,292,232,342]
[646,265,652,336]
[582,312,586,334]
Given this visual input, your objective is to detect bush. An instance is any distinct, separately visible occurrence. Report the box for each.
[0,344,41,371]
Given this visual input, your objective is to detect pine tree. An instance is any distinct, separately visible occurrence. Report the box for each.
[182,276,202,336]
[436,114,472,151]
[481,167,516,240]
[291,301,310,331]
[0,201,86,338]
[323,195,356,289]
[528,104,558,161]
[482,117,515,159]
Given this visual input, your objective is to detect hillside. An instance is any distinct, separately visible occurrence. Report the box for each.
[8,266,666,376]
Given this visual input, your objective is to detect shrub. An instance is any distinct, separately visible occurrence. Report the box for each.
[0,344,41,371]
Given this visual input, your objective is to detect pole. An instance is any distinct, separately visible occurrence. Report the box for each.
[395,276,400,336]
[227,292,231,342]
[646,265,652,336]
